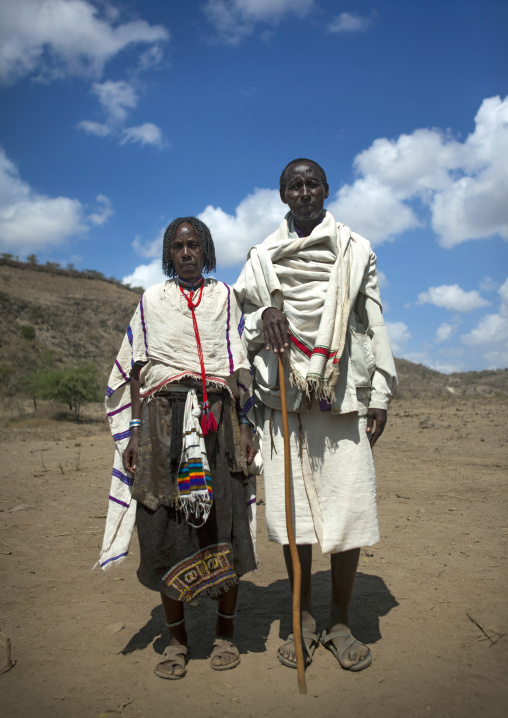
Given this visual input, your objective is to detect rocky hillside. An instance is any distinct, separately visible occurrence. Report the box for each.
[1,258,507,400]
[0,259,141,396]
[394,358,508,400]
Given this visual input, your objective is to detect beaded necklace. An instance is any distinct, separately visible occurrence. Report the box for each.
[178,275,217,435]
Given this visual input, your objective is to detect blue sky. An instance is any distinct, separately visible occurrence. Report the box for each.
[1,0,507,372]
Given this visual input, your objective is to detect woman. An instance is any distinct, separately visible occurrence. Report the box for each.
[98,217,257,679]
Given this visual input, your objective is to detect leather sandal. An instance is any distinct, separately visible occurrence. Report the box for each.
[321,628,372,671]
[154,644,189,679]
[210,638,241,671]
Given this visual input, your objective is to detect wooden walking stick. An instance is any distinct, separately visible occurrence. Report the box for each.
[278,353,307,694]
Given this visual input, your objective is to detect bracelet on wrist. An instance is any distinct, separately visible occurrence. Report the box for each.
[129,419,141,428]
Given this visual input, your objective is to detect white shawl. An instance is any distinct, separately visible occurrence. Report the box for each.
[234,211,352,400]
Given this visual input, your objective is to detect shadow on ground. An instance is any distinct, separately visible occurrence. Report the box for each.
[121,570,398,660]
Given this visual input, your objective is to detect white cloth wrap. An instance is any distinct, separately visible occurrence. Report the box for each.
[262,403,379,553]
[96,278,258,570]
[234,211,398,415]
[234,212,352,400]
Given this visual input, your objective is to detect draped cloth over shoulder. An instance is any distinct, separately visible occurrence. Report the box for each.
[234,211,383,402]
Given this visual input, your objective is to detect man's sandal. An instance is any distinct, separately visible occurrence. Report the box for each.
[277,631,319,669]
[154,644,189,679]
[210,638,241,671]
[320,628,372,672]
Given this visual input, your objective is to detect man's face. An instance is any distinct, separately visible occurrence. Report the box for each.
[280,161,329,223]
[170,222,206,280]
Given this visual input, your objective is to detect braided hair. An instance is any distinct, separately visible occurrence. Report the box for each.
[279,158,328,194]
[162,217,216,278]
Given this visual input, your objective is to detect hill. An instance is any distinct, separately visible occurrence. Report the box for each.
[1,258,507,400]
[0,258,142,397]
[394,357,508,399]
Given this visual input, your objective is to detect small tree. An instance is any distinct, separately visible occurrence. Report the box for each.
[27,364,102,421]
[26,254,38,265]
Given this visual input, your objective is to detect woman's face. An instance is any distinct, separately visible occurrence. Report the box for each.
[170,222,206,280]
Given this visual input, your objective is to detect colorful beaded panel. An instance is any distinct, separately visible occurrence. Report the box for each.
[161,543,236,602]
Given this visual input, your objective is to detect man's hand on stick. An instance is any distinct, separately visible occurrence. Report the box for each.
[262,307,289,353]
[366,408,387,448]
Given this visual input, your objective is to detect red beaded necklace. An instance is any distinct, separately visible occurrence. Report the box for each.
[179,281,217,435]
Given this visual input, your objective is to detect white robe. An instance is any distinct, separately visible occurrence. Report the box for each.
[234,213,397,553]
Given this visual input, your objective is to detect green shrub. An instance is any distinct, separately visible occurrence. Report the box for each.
[27,364,102,421]
[20,325,36,340]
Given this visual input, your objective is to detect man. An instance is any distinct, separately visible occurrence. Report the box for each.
[234,159,397,671]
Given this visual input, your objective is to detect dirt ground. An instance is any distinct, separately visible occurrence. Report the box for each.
[1,396,507,718]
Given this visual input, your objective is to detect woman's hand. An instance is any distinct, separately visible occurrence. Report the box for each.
[240,424,257,466]
[122,433,139,474]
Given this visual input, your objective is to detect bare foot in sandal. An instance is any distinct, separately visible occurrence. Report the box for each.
[210,638,241,670]
[155,640,189,679]
[277,611,318,668]
[321,623,372,671]
[211,607,241,670]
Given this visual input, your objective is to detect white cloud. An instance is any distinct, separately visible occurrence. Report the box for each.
[120,123,167,148]
[328,176,421,242]
[482,350,508,370]
[88,194,113,226]
[125,189,284,287]
[479,276,499,294]
[92,80,138,123]
[327,96,508,246]
[461,313,508,346]
[0,0,168,84]
[417,284,490,313]
[203,0,315,45]
[76,119,111,137]
[377,270,388,288]
[432,360,464,374]
[328,12,373,34]
[499,277,508,317]
[434,322,454,343]
[386,321,410,355]
[137,45,164,71]
[401,350,464,374]
[198,188,283,265]
[78,83,167,148]
[0,147,111,252]
[460,278,508,368]
[132,229,164,259]
[122,259,165,289]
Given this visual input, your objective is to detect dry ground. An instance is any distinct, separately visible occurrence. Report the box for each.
[1,396,507,718]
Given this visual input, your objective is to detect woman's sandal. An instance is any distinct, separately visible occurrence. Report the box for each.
[154,644,189,679]
[210,638,241,671]
[320,628,372,672]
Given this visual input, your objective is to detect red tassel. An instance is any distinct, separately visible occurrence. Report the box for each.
[201,408,218,436]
